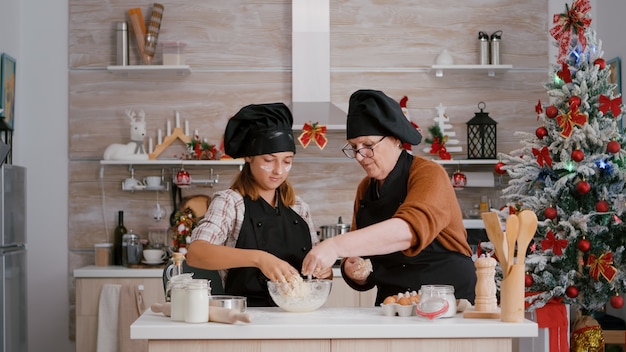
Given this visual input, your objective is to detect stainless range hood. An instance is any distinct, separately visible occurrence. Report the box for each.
[291,0,346,130]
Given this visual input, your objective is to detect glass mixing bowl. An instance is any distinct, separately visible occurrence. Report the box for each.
[267,279,332,312]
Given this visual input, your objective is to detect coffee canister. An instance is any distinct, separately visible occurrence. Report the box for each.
[478,31,490,65]
[490,30,503,65]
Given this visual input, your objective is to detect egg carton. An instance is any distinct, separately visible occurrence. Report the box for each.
[380,303,417,317]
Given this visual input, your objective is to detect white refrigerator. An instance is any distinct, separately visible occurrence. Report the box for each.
[0,144,27,352]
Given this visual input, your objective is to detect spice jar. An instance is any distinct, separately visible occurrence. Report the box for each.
[184,279,211,323]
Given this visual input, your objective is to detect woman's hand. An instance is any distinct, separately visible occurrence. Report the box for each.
[301,238,340,277]
[257,252,299,282]
[343,257,372,284]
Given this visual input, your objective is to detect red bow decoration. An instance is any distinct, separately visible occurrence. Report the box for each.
[532,146,553,168]
[557,62,573,83]
[587,251,617,282]
[540,231,568,256]
[556,105,588,138]
[549,0,592,64]
[599,95,623,117]
[298,122,328,149]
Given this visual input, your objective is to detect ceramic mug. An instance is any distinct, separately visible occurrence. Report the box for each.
[143,249,167,263]
[123,178,142,190]
[143,176,162,187]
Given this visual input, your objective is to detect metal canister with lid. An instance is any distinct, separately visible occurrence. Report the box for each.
[319,216,350,240]
[122,232,143,266]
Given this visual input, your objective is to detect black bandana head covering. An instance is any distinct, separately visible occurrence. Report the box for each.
[346,89,422,145]
[224,103,296,158]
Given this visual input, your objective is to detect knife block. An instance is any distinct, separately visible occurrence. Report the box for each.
[500,263,525,322]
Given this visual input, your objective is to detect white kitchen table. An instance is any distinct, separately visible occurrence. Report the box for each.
[132,306,537,352]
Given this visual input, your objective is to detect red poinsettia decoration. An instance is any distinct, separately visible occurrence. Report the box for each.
[532,146,553,168]
[184,136,221,160]
[549,0,592,63]
[599,95,622,117]
[540,231,569,256]
[587,251,617,282]
[556,105,588,138]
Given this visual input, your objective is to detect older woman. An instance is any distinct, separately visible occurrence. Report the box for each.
[302,89,476,305]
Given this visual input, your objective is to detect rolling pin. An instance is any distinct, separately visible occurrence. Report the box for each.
[151,302,253,324]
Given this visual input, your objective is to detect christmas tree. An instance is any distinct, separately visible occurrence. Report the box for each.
[498,0,625,314]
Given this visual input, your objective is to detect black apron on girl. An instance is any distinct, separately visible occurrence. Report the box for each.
[225,193,313,306]
[356,150,476,305]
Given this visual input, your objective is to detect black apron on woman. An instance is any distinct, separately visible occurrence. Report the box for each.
[356,150,476,305]
[224,193,313,306]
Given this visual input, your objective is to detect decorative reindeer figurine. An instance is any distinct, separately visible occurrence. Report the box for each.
[103,110,149,160]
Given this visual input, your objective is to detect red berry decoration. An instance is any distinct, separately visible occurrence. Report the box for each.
[565,285,579,298]
[494,162,506,175]
[525,273,534,287]
[576,180,591,195]
[607,140,621,154]
[596,200,610,212]
[569,96,581,108]
[544,207,557,220]
[545,105,558,119]
[611,294,624,309]
[594,58,606,70]
[577,238,591,252]
[535,126,548,139]
[571,149,584,162]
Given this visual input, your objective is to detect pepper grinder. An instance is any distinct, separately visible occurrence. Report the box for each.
[474,255,498,312]
[464,254,500,318]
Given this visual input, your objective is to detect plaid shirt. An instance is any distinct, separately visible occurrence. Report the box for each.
[191,189,319,248]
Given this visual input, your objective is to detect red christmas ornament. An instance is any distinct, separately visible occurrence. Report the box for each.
[494,162,506,175]
[525,273,534,287]
[571,149,584,162]
[451,171,467,189]
[535,126,548,139]
[607,140,621,154]
[577,238,591,252]
[569,96,582,108]
[596,200,610,212]
[594,58,606,70]
[544,207,557,220]
[565,285,579,298]
[576,180,591,195]
[611,294,624,309]
[545,105,558,119]
[175,168,191,186]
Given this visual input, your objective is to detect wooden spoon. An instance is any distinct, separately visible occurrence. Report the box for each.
[516,210,538,265]
[505,214,519,276]
[481,212,507,270]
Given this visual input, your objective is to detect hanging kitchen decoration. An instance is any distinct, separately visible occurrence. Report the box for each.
[297,121,327,150]
[467,102,498,159]
[422,103,461,159]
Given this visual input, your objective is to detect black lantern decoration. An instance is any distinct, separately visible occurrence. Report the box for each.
[466,101,497,159]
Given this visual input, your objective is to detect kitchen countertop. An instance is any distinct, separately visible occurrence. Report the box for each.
[131,307,538,340]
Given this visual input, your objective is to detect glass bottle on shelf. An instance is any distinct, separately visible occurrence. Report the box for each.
[113,210,127,266]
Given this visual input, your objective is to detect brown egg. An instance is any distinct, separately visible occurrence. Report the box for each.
[397,296,411,306]
[383,296,397,304]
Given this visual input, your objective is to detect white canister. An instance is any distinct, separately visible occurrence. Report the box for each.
[418,285,457,318]
[184,279,211,323]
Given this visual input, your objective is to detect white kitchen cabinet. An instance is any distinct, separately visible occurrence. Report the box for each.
[325,276,376,308]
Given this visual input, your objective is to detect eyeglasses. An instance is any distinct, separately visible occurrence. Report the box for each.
[341,136,386,159]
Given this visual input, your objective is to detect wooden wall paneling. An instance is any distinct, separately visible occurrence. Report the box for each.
[69,0,292,68]
[68,0,552,342]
